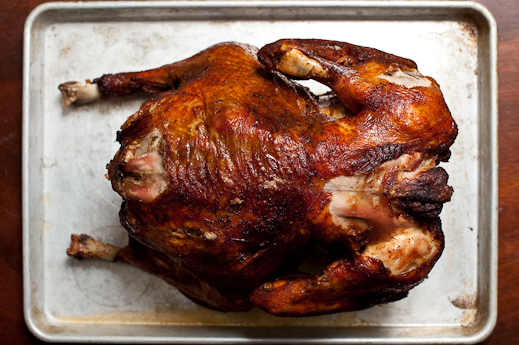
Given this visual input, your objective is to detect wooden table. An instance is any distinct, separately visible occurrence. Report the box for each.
[1,0,517,343]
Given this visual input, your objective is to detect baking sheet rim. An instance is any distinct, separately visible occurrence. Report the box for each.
[22,0,498,343]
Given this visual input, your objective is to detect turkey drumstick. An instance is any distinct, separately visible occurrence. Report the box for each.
[59,43,258,105]
[64,39,457,316]
[67,234,252,311]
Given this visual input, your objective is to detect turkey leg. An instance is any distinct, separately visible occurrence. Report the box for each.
[59,42,259,105]
[67,234,252,312]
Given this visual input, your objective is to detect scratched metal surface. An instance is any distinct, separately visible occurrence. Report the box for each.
[22,1,497,343]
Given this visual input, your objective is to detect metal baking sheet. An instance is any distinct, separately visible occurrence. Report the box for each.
[22,1,498,343]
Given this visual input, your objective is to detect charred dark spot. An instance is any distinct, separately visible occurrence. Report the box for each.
[436,149,452,163]
[388,167,453,219]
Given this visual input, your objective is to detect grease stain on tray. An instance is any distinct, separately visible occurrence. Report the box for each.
[450,294,477,309]
[55,306,368,327]
[449,293,478,326]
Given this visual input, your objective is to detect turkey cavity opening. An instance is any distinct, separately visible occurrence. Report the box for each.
[121,129,169,202]
[324,154,440,276]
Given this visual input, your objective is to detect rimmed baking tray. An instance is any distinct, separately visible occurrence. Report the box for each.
[23,1,498,343]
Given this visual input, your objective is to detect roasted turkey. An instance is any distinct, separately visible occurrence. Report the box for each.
[63,39,457,316]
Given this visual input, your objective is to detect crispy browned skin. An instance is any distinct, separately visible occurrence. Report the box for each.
[65,39,457,316]
[108,43,323,296]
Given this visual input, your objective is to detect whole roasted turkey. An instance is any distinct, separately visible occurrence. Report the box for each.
[63,39,457,316]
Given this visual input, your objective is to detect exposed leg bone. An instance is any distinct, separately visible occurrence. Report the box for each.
[58,81,101,106]
[66,234,120,261]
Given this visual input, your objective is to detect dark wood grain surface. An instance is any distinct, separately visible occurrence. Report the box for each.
[1,0,517,343]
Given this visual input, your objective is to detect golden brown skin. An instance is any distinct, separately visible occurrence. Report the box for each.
[65,39,457,316]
